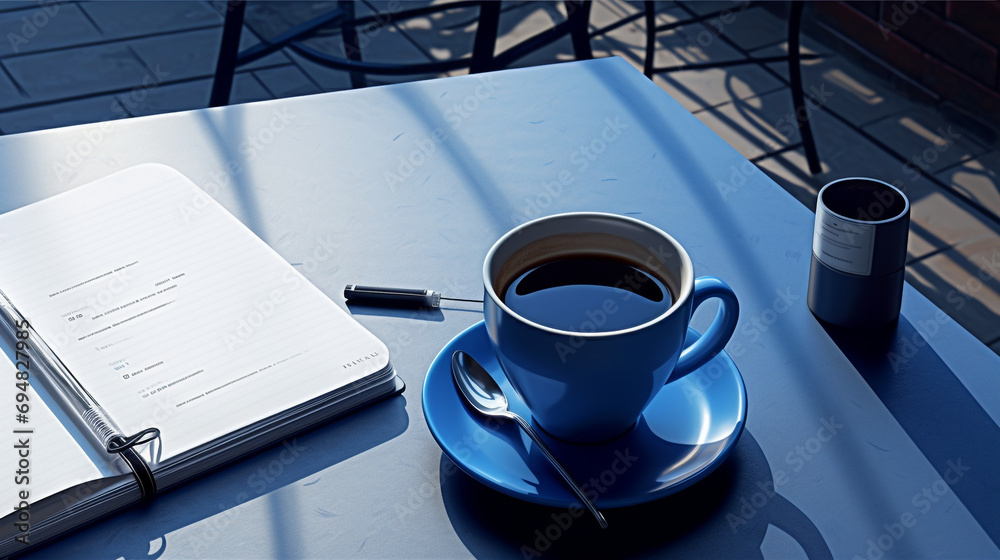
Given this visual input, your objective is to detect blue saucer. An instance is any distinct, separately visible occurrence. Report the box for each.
[422,321,747,509]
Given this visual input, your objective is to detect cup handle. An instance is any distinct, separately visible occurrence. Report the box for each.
[670,276,739,380]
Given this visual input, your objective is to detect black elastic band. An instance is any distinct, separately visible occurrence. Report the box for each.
[106,427,160,453]
[108,432,159,502]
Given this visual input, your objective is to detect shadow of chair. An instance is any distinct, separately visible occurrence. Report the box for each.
[210,0,594,107]
[643,1,822,174]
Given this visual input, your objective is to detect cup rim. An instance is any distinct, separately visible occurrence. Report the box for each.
[482,212,694,338]
[817,177,910,225]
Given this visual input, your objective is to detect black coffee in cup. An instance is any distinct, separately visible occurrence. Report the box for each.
[484,212,740,443]
[501,255,673,332]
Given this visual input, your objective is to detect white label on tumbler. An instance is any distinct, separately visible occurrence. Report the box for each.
[812,208,876,276]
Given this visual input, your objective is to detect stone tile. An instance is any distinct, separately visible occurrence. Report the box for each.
[0,94,125,134]
[694,87,802,159]
[753,108,900,211]
[747,36,836,78]
[360,0,469,68]
[130,27,224,83]
[284,51,352,92]
[591,0,644,31]
[235,25,292,71]
[196,70,271,107]
[636,12,786,110]
[683,1,746,16]
[242,0,334,40]
[301,17,437,86]
[496,2,576,69]
[753,109,1000,262]
[383,1,477,65]
[129,25,289,89]
[762,52,919,127]
[652,63,785,113]
[117,78,210,117]
[0,67,26,110]
[590,34,645,69]
[246,0,445,86]
[761,143,1000,311]
[936,151,1000,223]
[647,16,748,69]
[253,65,321,98]
[230,71,274,104]
[589,0,665,62]
[755,147,830,209]
[78,0,221,39]
[505,32,575,70]
[703,5,788,52]
[591,6,688,68]
[863,108,988,174]
[3,42,148,101]
[351,0,399,20]
[0,3,101,58]
[284,50,353,90]
[905,236,1000,344]
[0,2,42,13]
[907,190,1000,262]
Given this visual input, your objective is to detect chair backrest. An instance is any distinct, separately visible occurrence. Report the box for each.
[210,1,593,106]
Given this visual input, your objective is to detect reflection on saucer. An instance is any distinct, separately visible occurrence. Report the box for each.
[422,321,747,508]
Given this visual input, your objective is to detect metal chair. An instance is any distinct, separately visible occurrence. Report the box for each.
[643,1,822,173]
[211,1,593,107]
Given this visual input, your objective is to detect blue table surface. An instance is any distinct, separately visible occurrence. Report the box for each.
[3,57,998,559]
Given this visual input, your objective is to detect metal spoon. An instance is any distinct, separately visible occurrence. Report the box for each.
[451,351,608,529]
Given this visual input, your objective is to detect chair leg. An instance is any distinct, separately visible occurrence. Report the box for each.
[340,0,367,88]
[210,0,246,108]
[470,1,501,73]
[643,1,655,78]
[788,1,821,174]
[566,0,593,60]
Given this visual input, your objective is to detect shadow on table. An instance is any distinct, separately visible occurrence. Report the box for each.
[32,394,409,559]
[822,317,1000,547]
[347,301,447,321]
[441,430,833,559]
[346,301,483,320]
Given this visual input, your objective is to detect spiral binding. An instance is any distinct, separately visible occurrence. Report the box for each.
[83,407,118,450]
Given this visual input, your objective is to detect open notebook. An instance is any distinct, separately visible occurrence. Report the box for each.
[0,164,401,556]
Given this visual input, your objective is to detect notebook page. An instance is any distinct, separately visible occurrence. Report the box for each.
[0,164,389,460]
[0,354,106,508]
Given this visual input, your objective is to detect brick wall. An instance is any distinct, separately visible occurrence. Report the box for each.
[812,0,1000,126]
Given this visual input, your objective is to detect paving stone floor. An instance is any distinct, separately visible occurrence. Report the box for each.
[1,0,998,355]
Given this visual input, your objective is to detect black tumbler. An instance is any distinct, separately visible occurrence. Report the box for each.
[808,177,910,329]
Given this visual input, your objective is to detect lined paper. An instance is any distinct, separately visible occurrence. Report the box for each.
[0,164,389,460]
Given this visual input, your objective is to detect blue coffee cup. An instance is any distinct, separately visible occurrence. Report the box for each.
[483,212,739,443]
